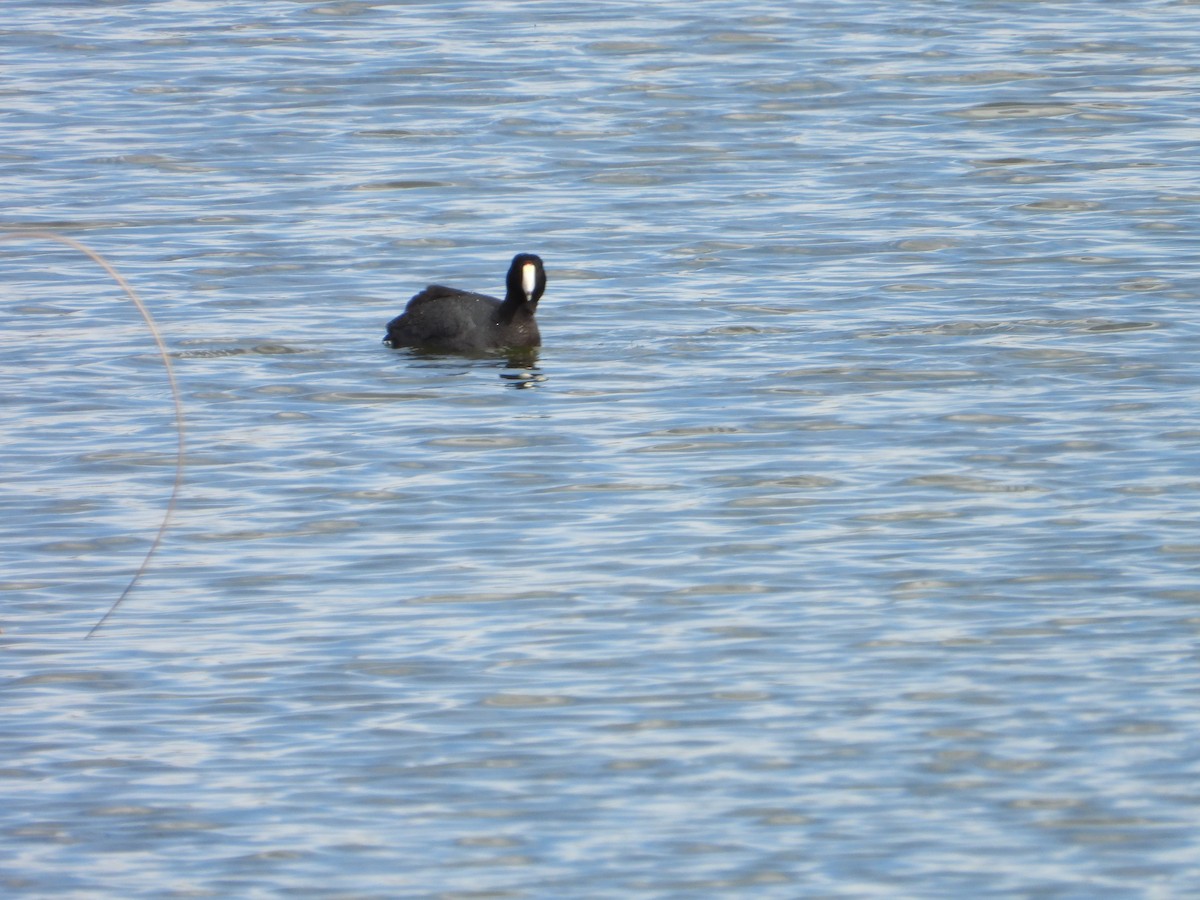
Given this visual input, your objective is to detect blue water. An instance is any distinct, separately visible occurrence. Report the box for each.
[3,1,1200,895]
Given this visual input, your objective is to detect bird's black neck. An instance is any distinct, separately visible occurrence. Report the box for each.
[498,293,533,324]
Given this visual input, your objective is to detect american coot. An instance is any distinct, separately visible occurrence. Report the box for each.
[384,253,546,353]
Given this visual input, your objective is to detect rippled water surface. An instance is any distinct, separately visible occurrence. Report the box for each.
[4,1,1200,895]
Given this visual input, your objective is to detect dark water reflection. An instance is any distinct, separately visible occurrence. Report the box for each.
[391,346,545,386]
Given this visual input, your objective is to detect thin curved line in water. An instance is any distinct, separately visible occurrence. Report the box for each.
[1,231,185,638]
